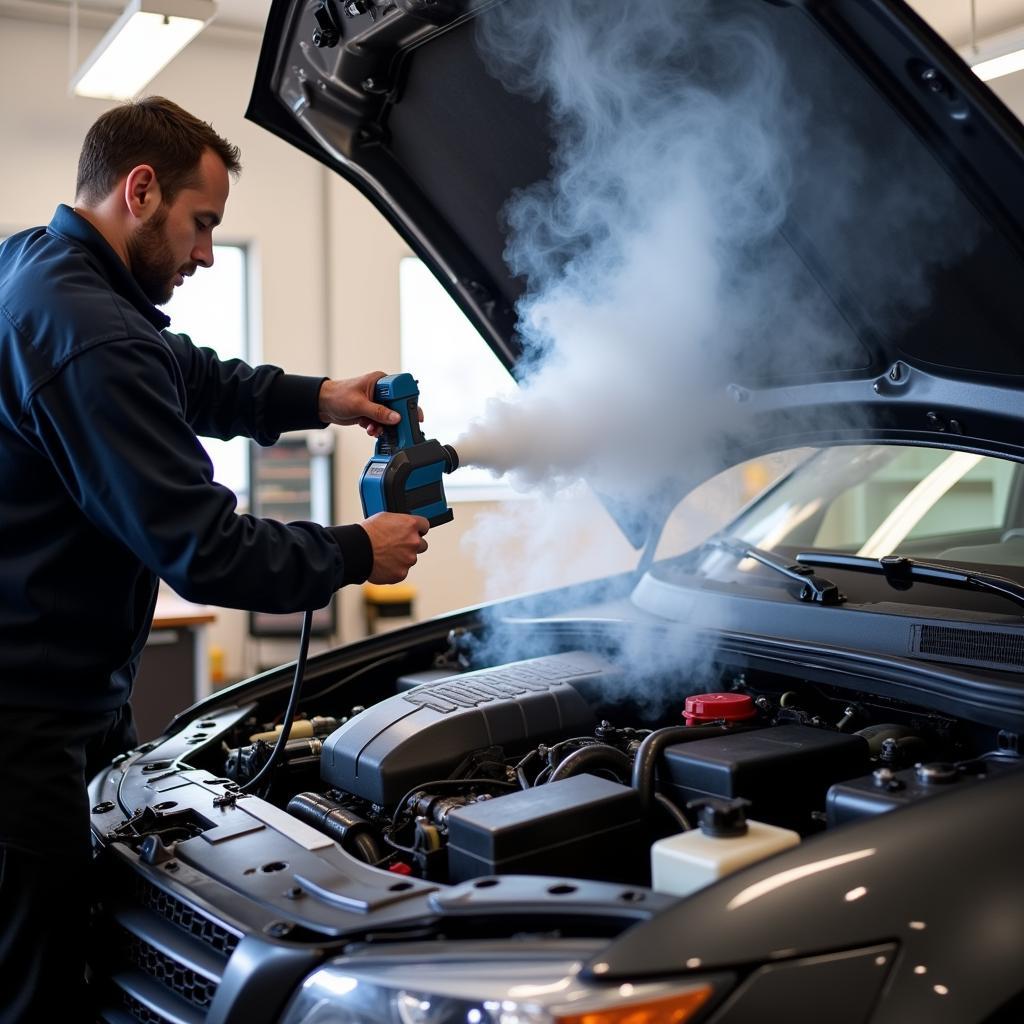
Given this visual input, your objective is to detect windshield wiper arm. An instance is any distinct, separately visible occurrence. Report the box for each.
[706,537,846,606]
[795,552,1024,615]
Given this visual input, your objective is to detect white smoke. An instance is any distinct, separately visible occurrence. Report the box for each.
[452,0,975,694]
[456,0,972,501]
[455,0,831,520]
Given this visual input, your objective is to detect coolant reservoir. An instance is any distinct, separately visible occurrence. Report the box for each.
[651,797,799,898]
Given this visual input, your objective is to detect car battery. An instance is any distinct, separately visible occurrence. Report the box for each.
[660,724,869,833]
[446,775,648,885]
[826,759,1013,827]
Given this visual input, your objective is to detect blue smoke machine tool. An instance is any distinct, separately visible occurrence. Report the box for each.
[359,373,460,527]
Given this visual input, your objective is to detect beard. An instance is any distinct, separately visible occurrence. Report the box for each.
[127,207,179,305]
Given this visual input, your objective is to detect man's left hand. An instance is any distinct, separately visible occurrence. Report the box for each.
[318,371,424,438]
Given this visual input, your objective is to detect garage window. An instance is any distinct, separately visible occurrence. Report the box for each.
[163,244,251,509]
[399,257,516,500]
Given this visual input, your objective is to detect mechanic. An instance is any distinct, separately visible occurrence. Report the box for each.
[0,97,429,1021]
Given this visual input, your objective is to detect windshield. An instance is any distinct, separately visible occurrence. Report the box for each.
[724,446,1024,565]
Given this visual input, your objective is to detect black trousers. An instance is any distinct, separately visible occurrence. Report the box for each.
[0,704,136,1024]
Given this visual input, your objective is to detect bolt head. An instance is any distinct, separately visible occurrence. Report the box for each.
[916,762,958,785]
[920,67,946,94]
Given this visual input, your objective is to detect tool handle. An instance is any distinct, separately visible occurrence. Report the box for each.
[373,372,424,453]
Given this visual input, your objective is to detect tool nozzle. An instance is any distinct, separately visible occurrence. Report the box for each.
[442,444,459,473]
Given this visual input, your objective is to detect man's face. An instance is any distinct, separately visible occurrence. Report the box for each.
[128,148,229,305]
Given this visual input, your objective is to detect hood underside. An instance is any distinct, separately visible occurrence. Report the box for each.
[248,0,1024,475]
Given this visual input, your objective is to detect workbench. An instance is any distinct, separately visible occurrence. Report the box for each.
[133,595,217,742]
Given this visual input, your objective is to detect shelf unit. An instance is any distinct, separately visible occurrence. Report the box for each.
[248,430,336,638]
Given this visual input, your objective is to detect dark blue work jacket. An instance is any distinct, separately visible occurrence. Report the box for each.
[0,205,370,711]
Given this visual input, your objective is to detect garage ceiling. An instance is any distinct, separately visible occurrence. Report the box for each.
[1,1,1022,56]
[0,0,271,34]
[909,0,1024,48]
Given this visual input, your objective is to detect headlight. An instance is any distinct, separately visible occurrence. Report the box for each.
[281,952,715,1024]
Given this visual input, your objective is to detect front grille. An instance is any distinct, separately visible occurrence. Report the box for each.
[913,624,1024,670]
[121,991,168,1024]
[134,876,240,957]
[93,854,244,1023]
[119,930,218,1010]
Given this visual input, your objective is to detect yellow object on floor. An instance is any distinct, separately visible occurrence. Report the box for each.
[363,582,417,634]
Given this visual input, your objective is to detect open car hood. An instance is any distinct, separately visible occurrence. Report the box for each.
[248,0,1024,542]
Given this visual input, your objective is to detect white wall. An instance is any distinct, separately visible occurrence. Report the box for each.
[991,69,1024,116]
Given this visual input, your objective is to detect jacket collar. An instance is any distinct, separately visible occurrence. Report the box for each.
[47,204,171,331]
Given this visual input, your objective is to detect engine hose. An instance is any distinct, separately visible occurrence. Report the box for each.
[287,792,384,864]
[352,831,384,864]
[515,749,539,789]
[548,744,632,784]
[242,608,314,796]
[654,793,691,832]
[631,723,756,812]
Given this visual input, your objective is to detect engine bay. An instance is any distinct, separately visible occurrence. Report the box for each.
[183,629,1016,893]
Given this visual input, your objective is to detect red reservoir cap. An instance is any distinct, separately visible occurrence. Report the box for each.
[684,692,757,725]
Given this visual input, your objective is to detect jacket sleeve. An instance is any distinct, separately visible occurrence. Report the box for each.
[20,336,372,611]
[162,330,327,443]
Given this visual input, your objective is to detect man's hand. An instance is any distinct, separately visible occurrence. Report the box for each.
[361,512,430,584]
[319,371,424,438]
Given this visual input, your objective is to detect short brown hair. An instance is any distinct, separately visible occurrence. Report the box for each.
[75,96,241,206]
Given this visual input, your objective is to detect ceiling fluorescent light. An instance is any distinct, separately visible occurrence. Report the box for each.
[961,25,1024,83]
[972,48,1024,82]
[71,0,217,101]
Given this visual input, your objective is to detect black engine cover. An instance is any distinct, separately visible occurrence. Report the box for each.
[320,652,605,805]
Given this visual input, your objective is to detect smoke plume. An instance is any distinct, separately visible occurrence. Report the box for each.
[457,0,801,510]
[452,0,976,695]
[456,0,972,503]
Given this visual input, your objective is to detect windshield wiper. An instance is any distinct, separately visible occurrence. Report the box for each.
[706,537,846,606]
[795,552,1024,615]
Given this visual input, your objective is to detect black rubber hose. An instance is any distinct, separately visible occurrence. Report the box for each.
[654,793,691,832]
[548,744,632,784]
[242,608,314,796]
[287,791,384,864]
[631,723,754,811]
[351,831,383,864]
[514,749,539,789]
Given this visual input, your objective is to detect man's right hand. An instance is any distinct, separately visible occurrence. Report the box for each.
[361,512,430,584]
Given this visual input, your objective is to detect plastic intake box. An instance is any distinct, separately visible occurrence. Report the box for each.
[319,652,605,805]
